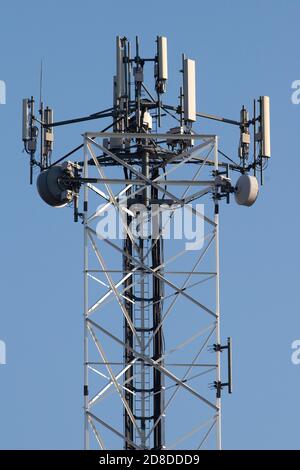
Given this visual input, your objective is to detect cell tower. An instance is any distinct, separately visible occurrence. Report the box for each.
[22,36,270,450]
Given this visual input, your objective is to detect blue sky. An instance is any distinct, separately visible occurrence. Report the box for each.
[0,0,300,449]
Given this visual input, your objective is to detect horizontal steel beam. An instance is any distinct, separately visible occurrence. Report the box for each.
[84,178,214,186]
[85,132,216,140]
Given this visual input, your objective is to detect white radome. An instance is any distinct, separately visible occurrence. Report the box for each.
[235,174,259,206]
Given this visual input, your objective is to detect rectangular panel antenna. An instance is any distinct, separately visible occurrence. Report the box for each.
[158,36,168,81]
[22,98,30,141]
[116,36,125,100]
[260,96,271,158]
[43,107,54,156]
[156,36,168,94]
[183,58,196,122]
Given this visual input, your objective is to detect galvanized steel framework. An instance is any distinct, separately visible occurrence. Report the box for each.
[83,132,223,450]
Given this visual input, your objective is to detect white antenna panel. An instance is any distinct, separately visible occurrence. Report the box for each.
[260,96,271,158]
[183,58,196,122]
[158,36,168,81]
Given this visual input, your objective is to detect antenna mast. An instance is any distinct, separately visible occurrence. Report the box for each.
[22,36,270,450]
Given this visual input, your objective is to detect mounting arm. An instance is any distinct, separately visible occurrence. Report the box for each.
[213,337,232,398]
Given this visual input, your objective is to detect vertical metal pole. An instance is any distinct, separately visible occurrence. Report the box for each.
[140,237,146,448]
[253,99,257,178]
[214,136,222,450]
[124,215,134,449]
[139,147,149,448]
[83,136,89,450]
[151,170,164,450]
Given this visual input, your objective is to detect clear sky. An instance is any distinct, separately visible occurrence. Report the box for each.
[0,0,299,450]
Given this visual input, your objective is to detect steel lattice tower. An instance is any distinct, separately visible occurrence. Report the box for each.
[22,35,270,450]
[82,131,222,450]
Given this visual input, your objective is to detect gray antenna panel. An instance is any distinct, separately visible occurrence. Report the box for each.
[116,36,125,99]
[183,58,196,122]
[22,98,30,141]
[43,107,54,155]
